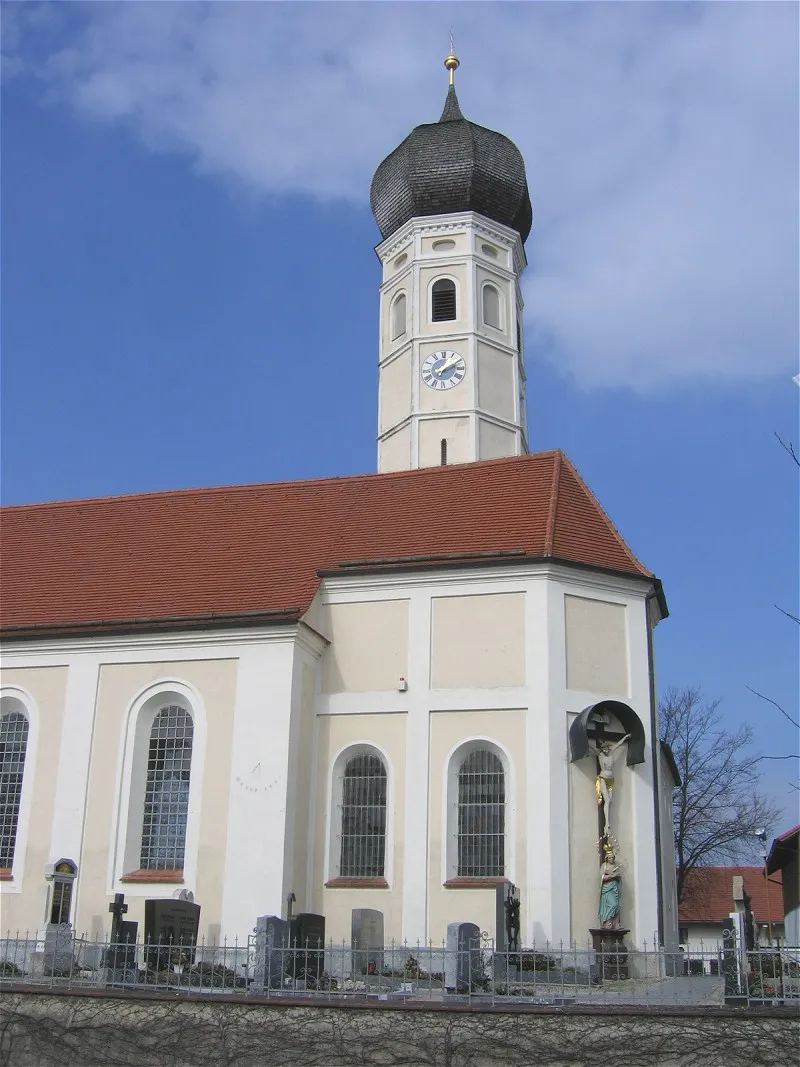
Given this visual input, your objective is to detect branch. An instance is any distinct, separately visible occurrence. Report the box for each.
[775,604,800,625]
[775,430,800,467]
[746,686,800,730]
[752,753,800,761]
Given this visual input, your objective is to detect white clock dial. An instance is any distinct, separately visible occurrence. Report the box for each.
[421,350,466,390]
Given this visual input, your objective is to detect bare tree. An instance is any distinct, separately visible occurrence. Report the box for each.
[659,686,782,904]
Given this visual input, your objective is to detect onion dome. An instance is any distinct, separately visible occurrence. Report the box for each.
[370,58,532,244]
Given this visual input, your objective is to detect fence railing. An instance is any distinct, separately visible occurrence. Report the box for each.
[1,931,798,1007]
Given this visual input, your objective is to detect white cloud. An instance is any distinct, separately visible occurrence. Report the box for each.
[5,1,798,390]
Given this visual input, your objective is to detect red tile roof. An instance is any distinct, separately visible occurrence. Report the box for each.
[0,451,660,638]
[679,867,785,924]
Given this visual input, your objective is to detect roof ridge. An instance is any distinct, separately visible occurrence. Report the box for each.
[544,451,562,556]
[1,452,561,513]
[557,454,654,578]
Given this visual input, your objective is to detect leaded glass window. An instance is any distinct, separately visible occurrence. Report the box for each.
[457,749,505,878]
[140,705,193,871]
[0,712,29,869]
[339,753,387,878]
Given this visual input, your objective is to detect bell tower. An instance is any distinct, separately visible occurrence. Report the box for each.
[370,52,532,472]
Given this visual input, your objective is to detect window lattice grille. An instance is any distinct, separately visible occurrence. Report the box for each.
[339,754,387,878]
[0,712,29,869]
[457,749,505,878]
[140,705,193,871]
[432,279,457,322]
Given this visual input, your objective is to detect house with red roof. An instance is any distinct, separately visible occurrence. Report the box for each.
[0,59,679,953]
[678,866,785,958]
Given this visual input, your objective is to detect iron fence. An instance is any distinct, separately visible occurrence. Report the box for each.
[1,930,797,1007]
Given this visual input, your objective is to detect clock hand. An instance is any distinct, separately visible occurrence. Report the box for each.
[437,355,459,374]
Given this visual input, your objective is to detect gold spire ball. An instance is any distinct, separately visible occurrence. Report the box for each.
[444,33,460,86]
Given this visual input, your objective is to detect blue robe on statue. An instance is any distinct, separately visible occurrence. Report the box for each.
[599,869,621,926]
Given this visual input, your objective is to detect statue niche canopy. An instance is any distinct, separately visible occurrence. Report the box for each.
[569,701,646,767]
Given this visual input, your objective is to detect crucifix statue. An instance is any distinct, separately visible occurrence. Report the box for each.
[586,713,630,838]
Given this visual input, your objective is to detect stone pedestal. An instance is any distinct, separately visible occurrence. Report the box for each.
[590,928,630,981]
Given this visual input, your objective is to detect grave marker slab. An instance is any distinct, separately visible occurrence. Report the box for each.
[252,915,290,991]
[445,922,482,993]
[289,913,326,988]
[144,899,201,971]
[351,909,384,976]
[41,924,74,976]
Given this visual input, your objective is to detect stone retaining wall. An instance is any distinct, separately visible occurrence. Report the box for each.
[1,988,797,1067]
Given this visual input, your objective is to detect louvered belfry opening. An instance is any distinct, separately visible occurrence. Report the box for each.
[140,705,193,871]
[431,279,457,322]
[457,749,505,877]
[0,712,29,868]
[340,753,387,878]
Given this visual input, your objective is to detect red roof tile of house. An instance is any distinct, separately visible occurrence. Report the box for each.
[0,451,661,638]
[679,867,785,924]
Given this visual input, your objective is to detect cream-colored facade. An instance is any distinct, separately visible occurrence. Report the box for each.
[1,561,676,951]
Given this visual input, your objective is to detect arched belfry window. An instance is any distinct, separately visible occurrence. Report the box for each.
[140,705,193,871]
[391,292,407,340]
[431,278,457,322]
[339,752,387,878]
[482,284,502,330]
[457,749,505,877]
[0,710,29,870]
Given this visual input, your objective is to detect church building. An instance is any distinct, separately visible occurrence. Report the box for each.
[0,55,680,952]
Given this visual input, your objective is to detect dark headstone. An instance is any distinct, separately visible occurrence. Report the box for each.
[144,899,201,971]
[351,909,384,976]
[104,920,138,983]
[445,922,482,993]
[289,913,325,989]
[252,915,290,991]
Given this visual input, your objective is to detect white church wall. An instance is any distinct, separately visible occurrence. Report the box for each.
[476,343,516,423]
[478,419,517,460]
[85,659,233,938]
[428,709,526,943]
[565,595,629,696]
[378,425,412,472]
[430,592,525,689]
[417,416,470,466]
[378,352,412,433]
[321,600,409,694]
[311,711,407,943]
[0,669,64,933]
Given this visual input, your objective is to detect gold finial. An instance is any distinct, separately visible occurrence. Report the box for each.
[444,30,460,86]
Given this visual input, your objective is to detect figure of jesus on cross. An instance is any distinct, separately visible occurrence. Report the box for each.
[587,733,631,837]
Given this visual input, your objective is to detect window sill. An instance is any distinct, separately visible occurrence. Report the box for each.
[324,878,389,889]
[121,869,184,884]
[443,877,509,889]
[0,869,13,882]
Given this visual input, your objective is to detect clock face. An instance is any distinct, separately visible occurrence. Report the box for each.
[421,350,466,390]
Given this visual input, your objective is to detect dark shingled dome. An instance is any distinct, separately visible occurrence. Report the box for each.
[370,86,532,243]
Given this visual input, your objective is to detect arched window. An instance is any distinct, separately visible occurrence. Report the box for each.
[0,711,28,870]
[431,278,457,322]
[140,705,193,871]
[482,284,502,330]
[457,749,505,877]
[390,293,407,340]
[339,752,387,878]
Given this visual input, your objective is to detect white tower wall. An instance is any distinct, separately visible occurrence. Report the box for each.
[376,212,528,472]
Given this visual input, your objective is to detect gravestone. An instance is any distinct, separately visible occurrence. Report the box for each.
[445,922,482,993]
[494,882,521,979]
[104,920,139,984]
[351,909,384,976]
[252,915,290,991]
[144,898,201,971]
[41,924,75,976]
[289,913,326,988]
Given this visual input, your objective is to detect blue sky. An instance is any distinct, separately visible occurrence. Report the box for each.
[2,3,798,830]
